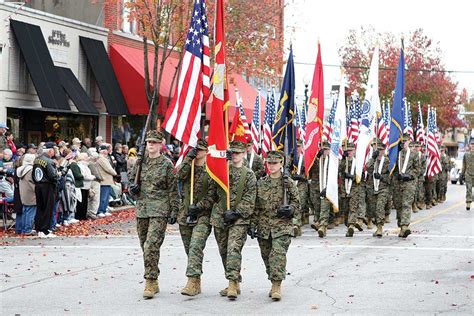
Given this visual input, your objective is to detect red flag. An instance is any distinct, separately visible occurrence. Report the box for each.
[303,42,324,177]
[229,106,250,143]
[206,0,229,194]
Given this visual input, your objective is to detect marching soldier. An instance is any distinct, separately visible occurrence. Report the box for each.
[129,130,179,299]
[252,151,300,301]
[338,143,356,230]
[177,140,212,296]
[366,140,391,237]
[308,142,329,233]
[245,138,266,180]
[408,141,419,213]
[201,140,256,300]
[393,134,420,237]
[291,140,310,233]
[414,141,426,210]
[438,145,450,202]
[461,139,474,210]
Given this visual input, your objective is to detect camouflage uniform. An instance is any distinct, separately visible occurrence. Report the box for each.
[293,161,310,226]
[461,148,474,208]
[177,145,212,278]
[130,131,179,282]
[338,155,355,226]
[308,161,321,224]
[438,150,449,201]
[201,142,257,283]
[245,152,266,180]
[254,162,300,281]
[415,152,426,208]
[393,143,420,235]
[366,152,391,226]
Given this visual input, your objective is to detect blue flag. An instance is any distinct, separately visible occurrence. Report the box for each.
[388,44,405,174]
[273,47,296,165]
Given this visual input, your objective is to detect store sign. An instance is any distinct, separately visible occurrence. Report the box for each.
[48,30,70,47]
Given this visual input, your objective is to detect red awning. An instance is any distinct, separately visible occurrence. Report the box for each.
[110,43,265,120]
[109,44,179,115]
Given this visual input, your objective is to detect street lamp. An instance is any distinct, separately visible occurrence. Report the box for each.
[303,75,310,114]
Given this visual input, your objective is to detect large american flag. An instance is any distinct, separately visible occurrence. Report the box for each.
[415,101,425,146]
[426,108,441,178]
[403,99,414,141]
[347,93,361,144]
[323,96,337,142]
[261,89,276,158]
[162,0,210,148]
[433,109,441,144]
[377,100,389,146]
[251,92,261,154]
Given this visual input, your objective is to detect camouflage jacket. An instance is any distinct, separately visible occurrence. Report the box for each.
[254,175,300,239]
[176,157,210,226]
[440,153,449,175]
[338,157,354,197]
[244,153,266,180]
[418,153,427,179]
[393,148,420,181]
[308,157,321,186]
[462,151,474,177]
[130,155,179,219]
[366,155,391,191]
[202,164,257,228]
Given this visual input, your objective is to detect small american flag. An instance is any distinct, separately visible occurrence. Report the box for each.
[426,108,441,178]
[237,95,252,141]
[415,101,425,146]
[251,91,261,154]
[403,99,414,141]
[377,100,389,146]
[163,0,210,148]
[348,93,361,144]
[433,109,441,144]
[261,89,276,158]
[323,96,337,142]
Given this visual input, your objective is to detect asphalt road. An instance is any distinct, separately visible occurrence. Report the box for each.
[1,183,473,315]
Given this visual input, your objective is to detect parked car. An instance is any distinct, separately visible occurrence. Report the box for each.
[450,152,464,184]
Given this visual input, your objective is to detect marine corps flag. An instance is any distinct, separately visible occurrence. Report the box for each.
[304,42,324,177]
[206,0,229,194]
[273,47,296,162]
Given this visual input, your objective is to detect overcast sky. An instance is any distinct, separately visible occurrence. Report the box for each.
[284,0,474,103]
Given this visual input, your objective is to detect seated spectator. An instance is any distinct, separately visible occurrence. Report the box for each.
[17,154,36,235]
[2,148,14,171]
[97,145,116,217]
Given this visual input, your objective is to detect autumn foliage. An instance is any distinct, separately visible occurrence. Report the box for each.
[338,26,462,130]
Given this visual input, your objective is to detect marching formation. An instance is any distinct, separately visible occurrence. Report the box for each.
[128,0,455,303]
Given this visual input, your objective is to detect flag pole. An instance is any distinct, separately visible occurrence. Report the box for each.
[225,87,230,210]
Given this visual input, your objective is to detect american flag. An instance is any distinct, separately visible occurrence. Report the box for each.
[251,91,261,154]
[323,95,338,142]
[162,0,210,148]
[415,101,425,146]
[426,108,442,178]
[403,99,414,141]
[261,89,276,158]
[237,94,252,141]
[347,93,361,144]
[384,100,391,136]
[377,100,389,146]
[295,104,306,142]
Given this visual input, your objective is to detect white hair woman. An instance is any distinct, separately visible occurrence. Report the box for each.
[76,153,95,220]
[87,152,102,219]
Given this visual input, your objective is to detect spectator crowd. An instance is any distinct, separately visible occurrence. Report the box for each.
[0,123,184,238]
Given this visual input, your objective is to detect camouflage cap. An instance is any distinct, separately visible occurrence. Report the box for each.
[402,133,411,141]
[376,140,386,150]
[196,139,208,150]
[413,141,422,147]
[346,142,355,151]
[230,140,246,153]
[145,130,164,142]
[321,141,330,150]
[297,139,304,146]
[266,150,285,163]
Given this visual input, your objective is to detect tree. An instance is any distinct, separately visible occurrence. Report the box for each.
[338,26,462,130]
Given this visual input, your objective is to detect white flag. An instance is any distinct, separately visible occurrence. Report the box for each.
[326,73,347,211]
[355,46,381,182]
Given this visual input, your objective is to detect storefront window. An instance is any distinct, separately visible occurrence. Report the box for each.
[7,108,98,145]
[111,115,145,147]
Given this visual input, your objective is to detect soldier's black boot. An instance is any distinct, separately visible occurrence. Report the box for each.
[346,225,354,237]
[467,202,471,211]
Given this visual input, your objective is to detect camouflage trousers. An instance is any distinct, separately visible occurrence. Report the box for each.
[308,182,321,222]
[366,186,376,220]
[424,179,434,204]
[339,196,350,222]
[297,181,310,225]
[437,174,448,198]
[465,176,474,203]
[374,189,390,225]
[348,184,365,225]
[396,180,416,227]
[179,218,212,277]
[318,198,332,227]
[214,224,248,281]
[415,178,425,204]
[137,217,168,280]
[258,234,291,281]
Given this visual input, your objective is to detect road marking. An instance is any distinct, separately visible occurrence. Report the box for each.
[387,201,465,234]
[5,244,473,252]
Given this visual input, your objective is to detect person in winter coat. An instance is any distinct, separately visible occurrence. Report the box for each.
[17,154,36,235]
[97,145,117,217]
[112,143,127,182]
[87,152,101,219]
[76,153,95,220]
